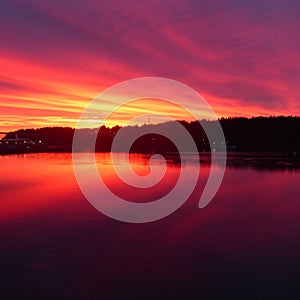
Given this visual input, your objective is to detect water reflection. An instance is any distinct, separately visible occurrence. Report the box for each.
[0,153,299,299]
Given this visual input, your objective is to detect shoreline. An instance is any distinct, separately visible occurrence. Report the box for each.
[1,151,299,170]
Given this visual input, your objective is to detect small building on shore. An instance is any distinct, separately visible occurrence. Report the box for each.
[0,138,45,154]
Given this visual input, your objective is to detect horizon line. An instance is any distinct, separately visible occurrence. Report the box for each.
[1,115,300,134]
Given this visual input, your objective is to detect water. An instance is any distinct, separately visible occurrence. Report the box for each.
[0,153,300,299]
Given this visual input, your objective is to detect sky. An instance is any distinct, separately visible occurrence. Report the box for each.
[0,0,299,131]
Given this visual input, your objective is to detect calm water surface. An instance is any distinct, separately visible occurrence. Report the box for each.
[0,153,300,299]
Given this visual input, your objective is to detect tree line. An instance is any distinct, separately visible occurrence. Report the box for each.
[3,116,300,153]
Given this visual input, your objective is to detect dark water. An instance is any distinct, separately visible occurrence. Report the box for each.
[0,153,300,299]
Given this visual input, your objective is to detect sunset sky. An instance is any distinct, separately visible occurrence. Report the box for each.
[0,0,299,132]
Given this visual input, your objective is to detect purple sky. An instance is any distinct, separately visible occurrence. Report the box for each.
[0,0,299,130]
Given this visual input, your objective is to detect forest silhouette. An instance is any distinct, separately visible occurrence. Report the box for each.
[2,116,300,153]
